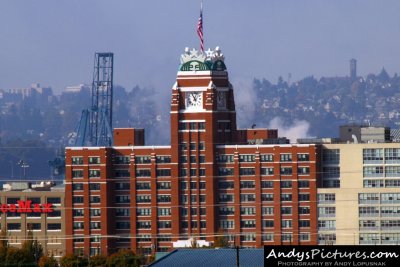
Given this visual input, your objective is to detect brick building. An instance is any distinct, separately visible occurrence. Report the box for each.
[65,47,318,256]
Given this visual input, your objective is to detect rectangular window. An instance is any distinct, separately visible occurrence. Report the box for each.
[199,155,205,163]
[282,220,292,228]
[218,167,234,176]
[299,206,310,215]
[381,193,400,204]
[199,142,205,150]
[262,194,274,202]
[89,157,100,164]
[216,154,234,163]
[280,167,292,175]
[47,223,61,230]
[72,183,83,190]
[241,220,256,228]
[89,169,100,178]
[298,154,309,161]
[47,197,61,204]
[220,220,235,229]
[299,233,310,241]
[219,206,235,215]
[73,209,84,217]
[219,194,234,202]
[190,142,196,150]
[239,155,255,162]
[136,169,151,177]
[157,182,171,190]
[298,167,310,175]
[299,193,310,201]
[359,206,379,217]
[239,168,255,176]
[137,221,151,229]
[298,180,310,188]
[179,168,187,177]
[158,221,171,229]
[240,181,255,188]
[136,195,151,203]
[281,194,292,202]
[115,169,130,177]
[261,181,274,188]
[281,181,292,188]
[115,195,130,204]
[240,194,255,202]
[318,207,336,217]
[199,168,206,176]
[114,156,130,164]
[241,207,256,215]
[218,181,234,189]
[260,154,273,162]
[115,182,130,190]
[158,208,171,216]
[115,222,130,230]
[116,208,130,217]
[156,156,171,163]
[156,169,171,177]
[262,220,274,228]
[72,157,83,165]
[385,148,400,164]
[359,193,379,204]
[136,182,151,190]
[318,220,336,230]
[363,148,383,164]
[323,149,340,164]
[135,156,151,164]
[90,209,101,216]
[136,208,151,216]
[89,183,101,191]
[180,195,188,203]
[262,207,274,215]
[280,154,292,162]
[72,170,84,178]
[157,195,171,203]
[190,168,197,176]
[73,196,84,204]
[27,223,41,230]
[190,155,196,163]
[318,194,335,204]
[281,207,292,215]
[363,166,384,178]
[261,168,274,176]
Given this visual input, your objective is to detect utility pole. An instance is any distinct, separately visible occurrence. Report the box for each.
[236,246,240,267]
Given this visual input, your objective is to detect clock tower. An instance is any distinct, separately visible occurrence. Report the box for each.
[169,46,238,243]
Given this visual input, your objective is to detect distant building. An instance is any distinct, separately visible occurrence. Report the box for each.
[0,181,65,259]
[65,84,90,94]
[350,58,357,80]
[339,125,390,143]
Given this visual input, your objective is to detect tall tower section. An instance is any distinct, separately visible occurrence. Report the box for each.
[90,52,114,146]
[169,47,237,242]
[350,58,357,80]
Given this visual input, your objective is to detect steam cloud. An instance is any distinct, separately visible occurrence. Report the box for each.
[268,117,310,143]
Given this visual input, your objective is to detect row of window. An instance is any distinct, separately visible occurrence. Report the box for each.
[359,220,400,229]
[179,122,206,131]
[218,193,310,203]
[216,153,310,163]
[364,179,400,188]
[363,148,400,164]
[6,223,61,231]
[359,193,400,204]
[360,233,400,244]
[2,197,61,204]
[359,206,400,217]
[220,219,310,229]
[217,167,310,176]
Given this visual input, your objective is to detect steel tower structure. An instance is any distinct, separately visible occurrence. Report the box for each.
[89,52,114,146]
[73,52,114,147]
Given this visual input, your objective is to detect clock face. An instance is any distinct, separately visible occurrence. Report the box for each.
[186,92,203,108]
[217,91,226,109]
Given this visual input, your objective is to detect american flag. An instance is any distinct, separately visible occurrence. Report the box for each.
[197,4,204,53]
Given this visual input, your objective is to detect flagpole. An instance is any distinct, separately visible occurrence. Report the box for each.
[197,1,204,53]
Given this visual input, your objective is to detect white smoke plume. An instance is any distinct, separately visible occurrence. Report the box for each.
[268,117,310,143]
[233,78,257,128]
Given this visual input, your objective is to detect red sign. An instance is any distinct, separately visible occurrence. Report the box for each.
[0,200,53,213]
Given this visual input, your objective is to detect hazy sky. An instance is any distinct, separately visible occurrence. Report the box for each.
[1,0,400,92]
